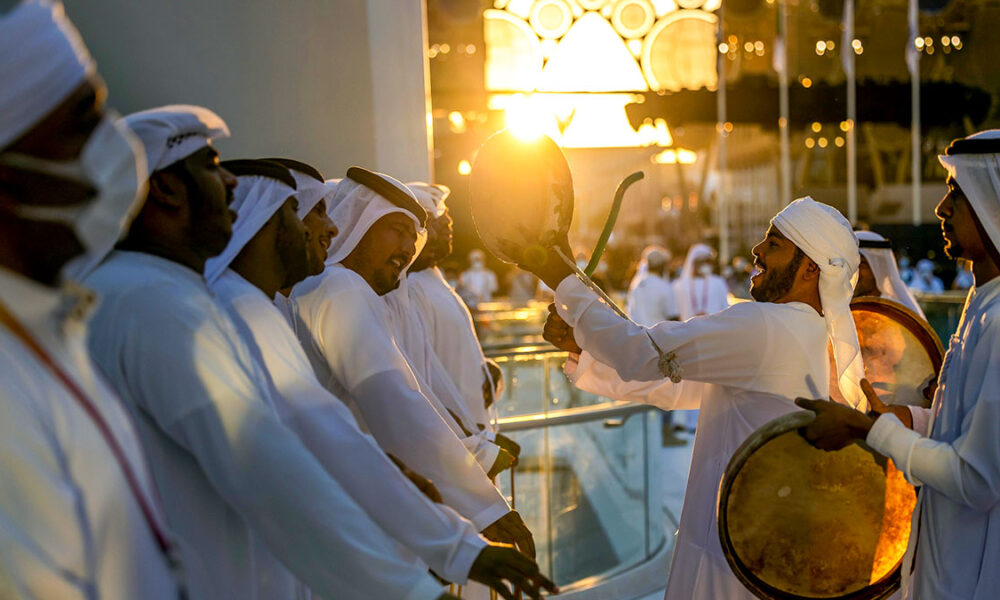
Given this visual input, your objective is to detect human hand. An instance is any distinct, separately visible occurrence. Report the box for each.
[468,544,559,599]
[795,394,876,451]
[387,454,443,504]
[487,448,517,479]
[481,511,536,558]
[543,303,582,354]
[495,432,521,462]
[862,378,913,429]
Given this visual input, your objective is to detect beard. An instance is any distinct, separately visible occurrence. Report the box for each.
[750,250,804,302]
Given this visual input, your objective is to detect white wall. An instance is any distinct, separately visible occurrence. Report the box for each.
[65,0,431,182]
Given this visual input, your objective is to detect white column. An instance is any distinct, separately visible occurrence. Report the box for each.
[843,0,857,224]
[717,9,729,263]
[777,0,792,206]
[908,0,921,225]
[366,0,434,182]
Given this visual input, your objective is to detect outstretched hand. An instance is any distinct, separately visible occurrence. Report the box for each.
[543,303,582,354]
[468,544,559,599]
[481,511,536,558]
[488,448,517,479]
[795,378,880,451]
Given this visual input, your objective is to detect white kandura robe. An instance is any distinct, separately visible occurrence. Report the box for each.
[0,268,179,600]
[210,269,487,584]
[408,266,493,430]
[84,251,444,600]
[626,273,679,326]
[459,267,498,305]
[553,276,831,600]
[865,276,1000,600]
[290,264,511,530]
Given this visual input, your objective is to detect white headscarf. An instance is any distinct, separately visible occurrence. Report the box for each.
[204,173,296,282]
[122,105,229,176]
[325,170,426,267]
[772,197,866,410]
[628,245,670,292]
[0,0,95,150]
[406,182,450,218]
[856,230,925,318]
[938,130,1000,259]
[679,243,714,280]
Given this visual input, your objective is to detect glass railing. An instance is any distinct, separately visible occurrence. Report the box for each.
[914,291,967,343]
[489,347,667,592]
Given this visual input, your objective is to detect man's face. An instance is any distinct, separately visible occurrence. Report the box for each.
[275,196,311,288]
[410,208,453,272]
[302,198,337,276]
[344,212,417,295]
[750,225,806,302]
[936,178,989,262]
[853,254,880,298]
[172,145,238,260]
[0,77,107,284]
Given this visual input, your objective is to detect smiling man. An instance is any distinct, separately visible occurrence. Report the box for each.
[798,131,1000,600]
[532,196,865,600]
[291,168,538,559]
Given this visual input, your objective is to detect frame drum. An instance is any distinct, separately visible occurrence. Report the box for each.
[830,297,945,409]
[718,412,917,600]
[469,129,574,267]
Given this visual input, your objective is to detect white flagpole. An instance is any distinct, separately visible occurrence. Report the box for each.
[908,0,922,225]
[777,0,792,206]
[842,0,857,224]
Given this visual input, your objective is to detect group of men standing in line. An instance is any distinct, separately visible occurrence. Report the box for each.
[0,2,559,599]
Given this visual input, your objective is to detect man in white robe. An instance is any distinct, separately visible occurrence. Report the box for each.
[854,230,926,318]
[531,197,866,600]
[627,246,679,326]
[460,249,498,307]
[405,182,502,435]
[291,168,536,556]
[0,3,183,597]
[799,130,1000,600]
[206,160,555,598]
[86,106,454,600]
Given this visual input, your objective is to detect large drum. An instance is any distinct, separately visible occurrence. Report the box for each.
[719,412,917,600]
[468,129,574,268]
[718,297,942,600]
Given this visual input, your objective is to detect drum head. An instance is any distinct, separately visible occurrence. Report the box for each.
[469,129,574,268]
[829,297,944,409]
[719,412,917,600]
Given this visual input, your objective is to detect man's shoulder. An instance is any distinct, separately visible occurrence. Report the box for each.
[293,265,372,302]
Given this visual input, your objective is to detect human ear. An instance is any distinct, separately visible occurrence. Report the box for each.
[147,171,186,210]
[800,257,821,282]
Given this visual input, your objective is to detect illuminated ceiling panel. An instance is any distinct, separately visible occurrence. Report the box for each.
[484,10,543,92]
[641,11,718,92]
[538,13,649,92]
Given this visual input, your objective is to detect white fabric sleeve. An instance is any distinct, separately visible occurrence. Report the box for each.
[867,407,1000,511]
[566,350,705,411]
[119,295,443,598]
[907,406,933,436]
[0,394,94,600]
[274,376,487,584]
[555,276,768,387]
[354,372,511,530]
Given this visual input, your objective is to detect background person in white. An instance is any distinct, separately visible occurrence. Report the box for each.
[627,246,679,327]
[532,197,866,600]
[798,131,1000,600]
[86,107,451,600]
[460,248,498,307]
[291,168,536,557]
[207,160,556,599]
[0,3,181,597]
[853,230,926,319]
[407,182,501,435]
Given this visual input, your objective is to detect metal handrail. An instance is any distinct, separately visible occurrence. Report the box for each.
[497,400,652,432]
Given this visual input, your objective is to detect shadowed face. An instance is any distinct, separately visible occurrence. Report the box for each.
[343,212,417,295]
[853,254,880,298]
[936,177,991,263]
[750,226,806,302]
[275,196,310,288]
[302,198,337,275]
[166,145,239,260]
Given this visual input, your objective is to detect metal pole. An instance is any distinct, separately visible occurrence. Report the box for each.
[844,0,858,223]
[778,0,792,206]
[909,0,922,225]
[716,8,729,262]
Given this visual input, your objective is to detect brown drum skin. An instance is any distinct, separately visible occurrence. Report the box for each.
[718,411,917,600]
[469,129,574,268]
